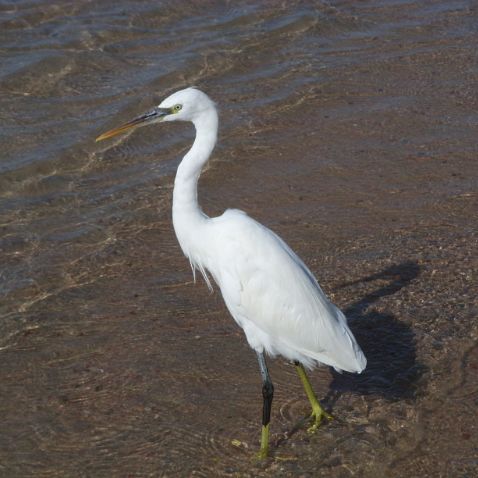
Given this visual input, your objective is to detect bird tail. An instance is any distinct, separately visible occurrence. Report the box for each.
[302,307,367,374]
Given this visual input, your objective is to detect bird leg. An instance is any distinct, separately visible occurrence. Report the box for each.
[257,352,274,459]
[294,362,333,433]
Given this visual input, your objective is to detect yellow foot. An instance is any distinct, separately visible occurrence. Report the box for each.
[256,423,269,459]
[307,406,333,434]
[256,447,268,460]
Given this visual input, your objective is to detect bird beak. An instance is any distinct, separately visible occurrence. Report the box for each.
[95,107,171,142]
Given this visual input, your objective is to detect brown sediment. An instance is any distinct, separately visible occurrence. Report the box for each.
[0,1,477,476]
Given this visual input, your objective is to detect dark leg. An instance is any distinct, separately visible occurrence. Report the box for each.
[257,351,274,459]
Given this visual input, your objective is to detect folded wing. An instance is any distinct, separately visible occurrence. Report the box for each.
[206,209,366,373]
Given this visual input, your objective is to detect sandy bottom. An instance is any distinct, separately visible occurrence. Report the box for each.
[1,1,477,477]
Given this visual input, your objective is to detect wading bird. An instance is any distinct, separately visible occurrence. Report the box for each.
[96,88,366,458]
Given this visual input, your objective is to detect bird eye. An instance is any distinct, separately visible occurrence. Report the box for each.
[173,104,182,113]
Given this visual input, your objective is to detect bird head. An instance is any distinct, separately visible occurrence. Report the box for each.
[96,87,215,142]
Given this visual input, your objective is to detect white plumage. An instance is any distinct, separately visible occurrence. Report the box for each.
[166,88,366,374]
[96,86,366,458]
[194,208,365,373]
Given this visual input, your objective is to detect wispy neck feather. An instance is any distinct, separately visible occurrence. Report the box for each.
[172,107,218,290]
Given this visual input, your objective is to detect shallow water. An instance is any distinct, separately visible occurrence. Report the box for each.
[1,1,477,476]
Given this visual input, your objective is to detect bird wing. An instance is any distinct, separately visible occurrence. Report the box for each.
[207,209,366,373]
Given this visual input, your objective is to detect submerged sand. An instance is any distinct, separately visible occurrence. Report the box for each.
[1,1,477,476]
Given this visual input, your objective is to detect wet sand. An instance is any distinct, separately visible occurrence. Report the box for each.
[1,1,477,477]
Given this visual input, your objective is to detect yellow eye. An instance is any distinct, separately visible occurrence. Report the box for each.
[173,104,182,113]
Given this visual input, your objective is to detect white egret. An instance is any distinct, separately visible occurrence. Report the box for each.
[96,87,366,458]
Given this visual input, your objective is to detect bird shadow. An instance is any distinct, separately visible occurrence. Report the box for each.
[274,261,425,450]
[325,261,425,406]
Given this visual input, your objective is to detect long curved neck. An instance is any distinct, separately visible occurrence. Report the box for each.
[172,107,218,225]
